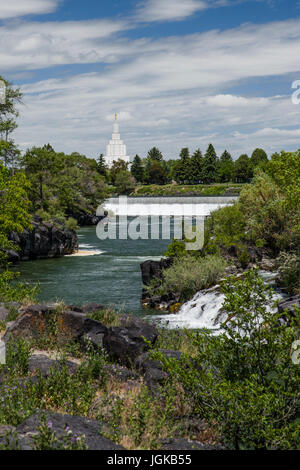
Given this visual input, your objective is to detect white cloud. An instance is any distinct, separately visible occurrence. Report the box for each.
[5,14,300,159]
[0,0,60,19]
[0,19,132,71]
[136,0,208,22]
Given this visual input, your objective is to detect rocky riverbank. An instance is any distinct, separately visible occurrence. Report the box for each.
[140,246,279,313]
[0,302,225,450]
[7,216,78,263]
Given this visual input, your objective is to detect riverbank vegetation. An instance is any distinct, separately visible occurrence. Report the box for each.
[1,75,299,450]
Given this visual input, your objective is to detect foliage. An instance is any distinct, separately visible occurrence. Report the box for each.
[234,154,253,183]
[204,204,246,254]
[21,146,109,216]
[131,155,144,183]
[152,270,300,449]
[114,170,135,194]
[146,254,227,302]
[202,144,218,184]
[32,414,88,450]
[276,252,300,295]
[251,148,268,170]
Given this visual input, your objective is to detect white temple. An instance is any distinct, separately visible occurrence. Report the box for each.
[104,114,132,168]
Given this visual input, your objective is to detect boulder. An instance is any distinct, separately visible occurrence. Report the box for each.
[135,349,182,388]
[28,355,79,378]
[103,316,158,367]
[8,218,78,263]
[68,212,106,226]
[278,295,300,316]
[141,258,173,289]
[68,303,105,314]
[2,304,107,345]
[7,411,124,450]
[79,317,108,349]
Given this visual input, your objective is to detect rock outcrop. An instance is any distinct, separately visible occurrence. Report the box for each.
[140,258,175,311]
[68,212,106,226]
[0,411,124,450]
[2,304,158,367]
[8,216,78,263]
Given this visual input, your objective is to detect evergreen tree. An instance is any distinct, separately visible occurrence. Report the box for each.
[147,147,163,162]
[97,153,108,179]
[203,144,218,184]
[219,150,234,182]
[131,155,144,183]
[234,154,253,183]
[251,148,268,169]
[190,149,204,183]
[148,161,168,185]
[173,148,191,183]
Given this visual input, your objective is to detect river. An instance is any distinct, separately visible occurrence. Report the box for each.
[15,197,239,323]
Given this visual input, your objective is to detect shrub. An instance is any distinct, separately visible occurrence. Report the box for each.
[276,252,300,295]
[146,254,227,302]
[65,217,79,231]
[152,270,300,449]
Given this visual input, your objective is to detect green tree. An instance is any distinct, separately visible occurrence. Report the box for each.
[147,147,163,162]
[148,161,168,185]
[114,170,135,194]
[173,148,191,183]
[109,159,129,185]
[97,154,108,179]
[190,149,204,183]
[131,155,144,183]
[234,154,253,183]
[251,148,268,170]
[219,150,234,182]
[0,162,36,301]
[202,144,218,184]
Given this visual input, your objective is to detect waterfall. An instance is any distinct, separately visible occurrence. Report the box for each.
[103,196,238,217]
[151,271,285,332]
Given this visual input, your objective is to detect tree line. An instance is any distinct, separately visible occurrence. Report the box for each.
[97,145,269,188]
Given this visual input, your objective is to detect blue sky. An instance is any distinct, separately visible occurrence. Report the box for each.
[1,0,300,159]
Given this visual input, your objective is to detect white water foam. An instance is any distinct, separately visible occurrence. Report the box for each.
[151,272,284,331]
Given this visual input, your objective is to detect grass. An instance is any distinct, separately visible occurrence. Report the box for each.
[130,183,243,197]
[145,254,227,303]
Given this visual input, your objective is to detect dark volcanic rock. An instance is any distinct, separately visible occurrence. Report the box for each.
[79,317,108,349]
[135,350,182,388]
[278,295,300,315]
[104,363,139,382]
[8,218,78,262]
[28,355,79,378]
[12,411,124,450]
[68,303,105,314]
[141,258,173,289]
[2,304,107,345]
[104,316,158,367]
[69,212,105,226]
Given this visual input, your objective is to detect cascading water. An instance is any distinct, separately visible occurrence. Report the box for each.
[103,196,238,217]
[152,271,285,332]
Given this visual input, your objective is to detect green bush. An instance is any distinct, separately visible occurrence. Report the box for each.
[152,270,300,449]
[277,252,300,295]
[146,254,227,302]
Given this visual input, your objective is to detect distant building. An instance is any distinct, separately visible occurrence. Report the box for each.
[104,114,132,168]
